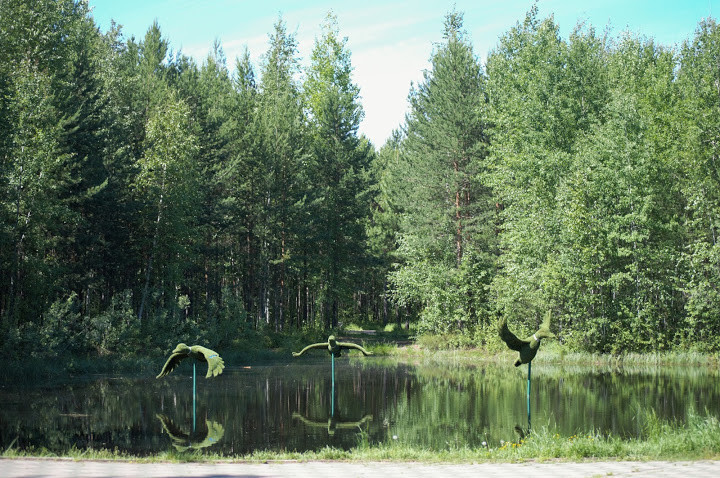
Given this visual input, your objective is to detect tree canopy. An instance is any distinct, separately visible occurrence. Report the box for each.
[2,2,720,359]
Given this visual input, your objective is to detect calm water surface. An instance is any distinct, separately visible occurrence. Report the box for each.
[1,358,719,455]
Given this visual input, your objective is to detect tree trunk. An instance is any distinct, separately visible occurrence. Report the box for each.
[138,165,166,322]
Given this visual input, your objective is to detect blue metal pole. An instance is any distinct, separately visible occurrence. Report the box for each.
[527,361,532,431]
[331,354,335,417]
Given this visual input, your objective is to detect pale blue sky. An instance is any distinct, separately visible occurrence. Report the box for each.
[88,0,715,146]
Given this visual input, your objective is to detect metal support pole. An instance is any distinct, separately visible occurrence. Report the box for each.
[331,353,335,417]
[526,361,532,432]
[193,360,197,433]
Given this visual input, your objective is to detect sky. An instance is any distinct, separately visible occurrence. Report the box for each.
[87,0,716,147]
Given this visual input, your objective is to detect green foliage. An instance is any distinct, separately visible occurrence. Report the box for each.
[301,13,374,328]
[480,6,699,352]
[2,3,720,358]
[676,18,720,350]
[416,333,475,351]
[87,292,139,355]
[387,11,495,337]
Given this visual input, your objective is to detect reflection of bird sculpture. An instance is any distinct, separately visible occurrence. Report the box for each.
[156,414,224,451]
[156,343,225,378]
[292,335,373,357]
[292,412,373,436]
[498,311,555,366]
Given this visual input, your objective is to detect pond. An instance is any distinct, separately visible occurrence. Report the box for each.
[1,357,719,455]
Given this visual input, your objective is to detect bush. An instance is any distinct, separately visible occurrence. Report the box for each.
[37,293,86,357]
[88,291,138,356]
[416,332,474,350]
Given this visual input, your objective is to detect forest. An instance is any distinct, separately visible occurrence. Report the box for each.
[2,0,720,360]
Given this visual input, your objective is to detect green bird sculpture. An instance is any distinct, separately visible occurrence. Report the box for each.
[156,343,225,379]
[292,335,373,357]
[498,311,555,366]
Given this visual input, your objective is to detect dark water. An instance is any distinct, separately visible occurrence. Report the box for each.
[1,357,719,455]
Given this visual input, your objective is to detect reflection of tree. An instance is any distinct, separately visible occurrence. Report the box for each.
[292,412,372,436]
[156,414,224,451]
[4,364,720,454]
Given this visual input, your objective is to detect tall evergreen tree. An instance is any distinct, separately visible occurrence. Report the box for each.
[390,11,494,335]
[256,17,306,329]
[303,12,373,328]
[226,49,264,327]
[367,131,404,326]
[53,8,114,315]
[170,42,238,327]
[100,21,174,318]
[0,0,100,326]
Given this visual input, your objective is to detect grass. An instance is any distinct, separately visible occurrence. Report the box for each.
[377,339,720,369]
[4,413,720,463]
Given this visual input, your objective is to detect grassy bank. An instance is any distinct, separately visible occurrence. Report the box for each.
[3,330,719,387]
[3,412,719,463]
[380,337,720,369]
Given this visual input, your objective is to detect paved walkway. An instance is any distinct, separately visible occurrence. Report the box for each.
[2,458,720,478]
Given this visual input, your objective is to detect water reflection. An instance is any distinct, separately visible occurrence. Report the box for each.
[156,414,224,451]
[1,359,719,456]
[292,413,373,436]
[290,357,374,437]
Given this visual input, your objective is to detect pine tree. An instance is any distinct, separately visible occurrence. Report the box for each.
[390,11,494,334]
[53,9,114,315]
[256,17,306,329]
[303,12,374,328]
[228,49,264,326]
[0,0,99,326]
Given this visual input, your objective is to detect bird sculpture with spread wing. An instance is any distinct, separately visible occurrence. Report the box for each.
[498,311,555,366]
[292,335,373,357]
[156,343,225,379]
